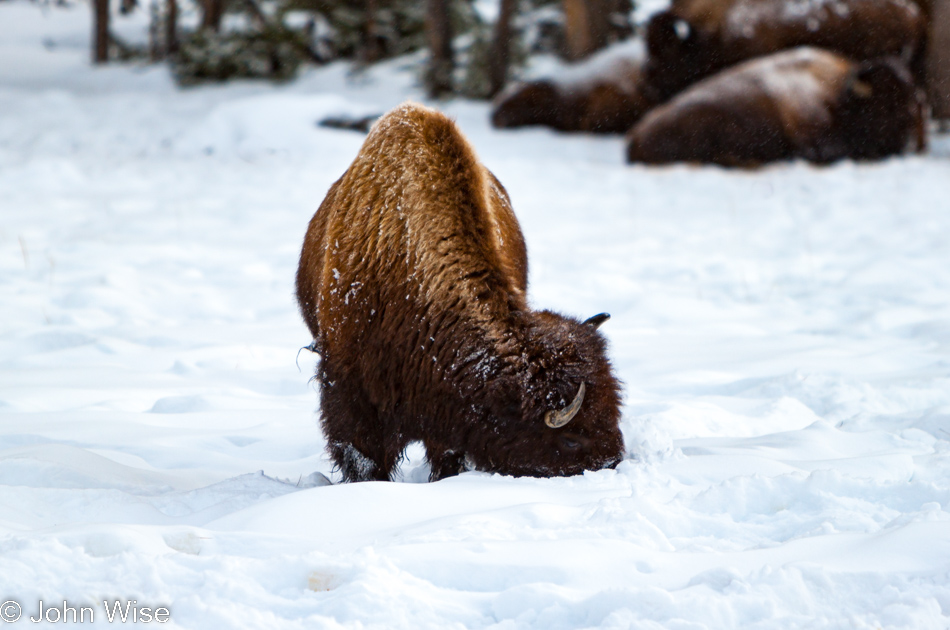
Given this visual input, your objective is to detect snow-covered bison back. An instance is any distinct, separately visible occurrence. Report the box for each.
[643,0,926,104]
[296,103,624,482]
[491,41,653,134]
[627,48,922,166]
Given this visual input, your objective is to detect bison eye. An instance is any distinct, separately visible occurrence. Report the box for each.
[559,436,582,451]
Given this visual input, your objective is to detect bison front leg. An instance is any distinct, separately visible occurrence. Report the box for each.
[320,373,402,482]
[328,441,392,482]
[426,446,466,481]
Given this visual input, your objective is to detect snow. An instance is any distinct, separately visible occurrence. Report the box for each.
[723,0,921,42]
[635,0,673,23]
[2,1,950,628]
[523,38,645,85]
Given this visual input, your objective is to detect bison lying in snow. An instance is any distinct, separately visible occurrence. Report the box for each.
[296,103,624,482]
[643,0,926,103]
[626,48,923,167]
[491,41,653,134]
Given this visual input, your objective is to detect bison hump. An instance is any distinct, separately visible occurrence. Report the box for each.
[320,103,528,331]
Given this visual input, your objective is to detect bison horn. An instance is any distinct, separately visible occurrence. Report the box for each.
[545,382,586,428]
[583,313,610,329]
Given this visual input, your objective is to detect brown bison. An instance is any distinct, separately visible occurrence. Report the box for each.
[491,41,653,134]
[643,0,926,103]
[296,102,624,482]
[626,47,923,166]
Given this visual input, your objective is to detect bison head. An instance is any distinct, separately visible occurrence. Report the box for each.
[835,57,919,161]
[464,311,624,478]
[643,10,720,103]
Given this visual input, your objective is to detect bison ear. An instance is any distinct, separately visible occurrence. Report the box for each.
[583,313,610,329]
[848,79,874,99]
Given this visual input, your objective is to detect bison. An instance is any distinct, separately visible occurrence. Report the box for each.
[491,40,653,134]
[643,0,927,103]
[626,47,924,166]
[296,102,624,482]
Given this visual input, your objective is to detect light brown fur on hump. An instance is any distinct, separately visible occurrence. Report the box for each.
[301,102,528,345]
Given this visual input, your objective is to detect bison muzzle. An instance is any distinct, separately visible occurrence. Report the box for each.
[296,102,624,482]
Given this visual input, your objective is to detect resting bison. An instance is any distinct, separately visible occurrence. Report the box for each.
[643,0,926,103]
[626,48,923,166]
[491,41,653,134]
[296,103,624,482]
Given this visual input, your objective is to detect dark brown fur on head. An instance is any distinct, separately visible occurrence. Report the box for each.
[643,0,926,103]
[626,48,920,167]
[835,57,922,160]
[296,102,623,482]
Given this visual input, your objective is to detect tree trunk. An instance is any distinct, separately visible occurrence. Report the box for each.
[928,0,950,121]
[201,0,224,32]
[149,0,159,60]
[166,0,179,54]
[488,0,517,97]
[426,0,454,97]
[362,0,383,64]
[93,0,109,63]
[562,0,608,61]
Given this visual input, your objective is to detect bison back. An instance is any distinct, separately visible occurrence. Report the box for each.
[644,0,925,102]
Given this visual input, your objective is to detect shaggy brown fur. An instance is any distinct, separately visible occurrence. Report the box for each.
[296,103,624,482]
[491,52,653,134]
[626,48,922,166]
[643,0,926,104]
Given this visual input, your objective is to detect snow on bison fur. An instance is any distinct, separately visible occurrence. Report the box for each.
[296,103,624,482]
[491,40,653,134]
[643,0,926,104]
[626,47,923,167]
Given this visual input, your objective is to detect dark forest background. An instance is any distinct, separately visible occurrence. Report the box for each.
[87,0,637,98]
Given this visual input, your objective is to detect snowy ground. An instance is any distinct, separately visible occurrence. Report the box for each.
[2,2,950,628]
